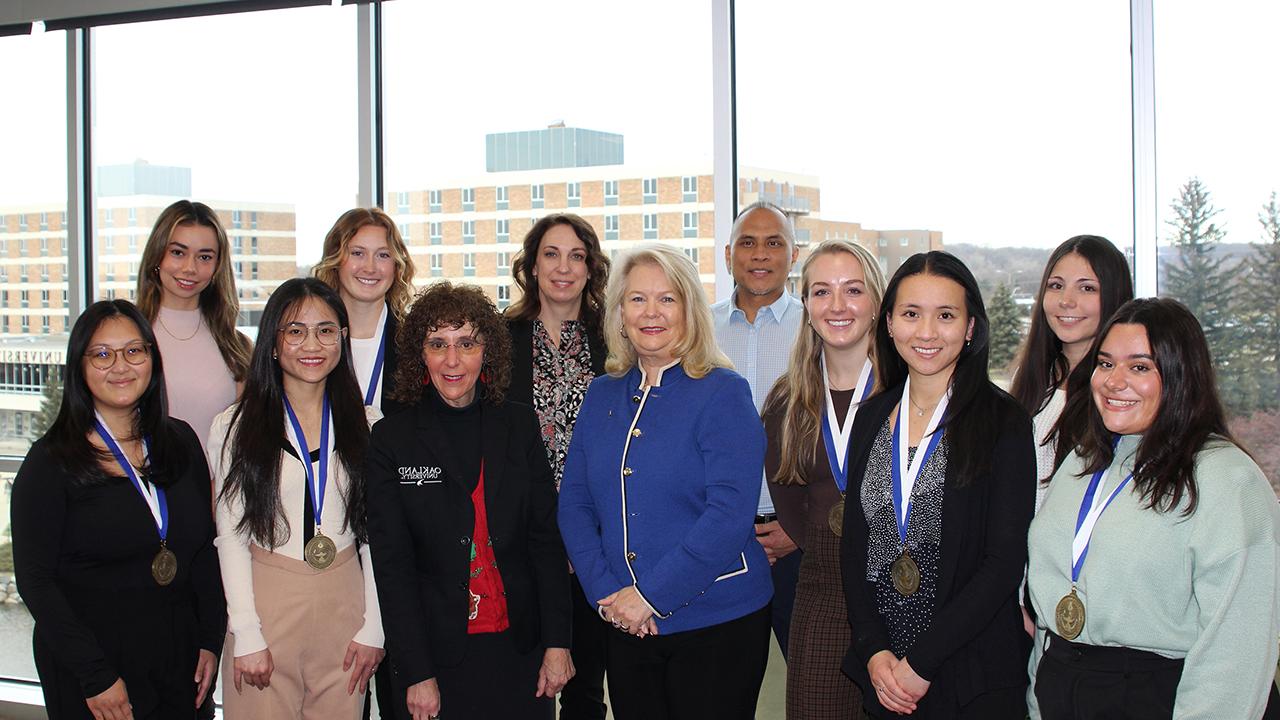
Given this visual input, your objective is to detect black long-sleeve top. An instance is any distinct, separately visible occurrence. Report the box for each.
[11,418,226,699]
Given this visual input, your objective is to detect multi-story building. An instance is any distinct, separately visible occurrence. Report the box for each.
[387,125,943,308]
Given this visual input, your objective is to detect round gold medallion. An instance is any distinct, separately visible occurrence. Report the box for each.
[890,550,920,596]
[151,546,178,586]
[828,499,845,537]
[304,532,337,570]
[1055,588,1086,640]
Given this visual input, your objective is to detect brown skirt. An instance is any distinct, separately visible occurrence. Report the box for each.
[787,520,866,720]
[221,544,366,720]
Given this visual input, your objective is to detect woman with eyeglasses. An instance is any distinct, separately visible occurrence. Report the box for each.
[209,278,384,719]
[12,299,226,719]
[366,281,572,720]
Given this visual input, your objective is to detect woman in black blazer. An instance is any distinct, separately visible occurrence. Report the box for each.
[839,252,1035,719]
[366,281,573,720]
[12,299,225,720]
[504,214,610,720]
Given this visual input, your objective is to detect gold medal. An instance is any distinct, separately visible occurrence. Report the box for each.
[828,498,845,537]
[1055,587,1086,640]
[304,531,337,570]
[151,545,177,586]
[891,549,920,596]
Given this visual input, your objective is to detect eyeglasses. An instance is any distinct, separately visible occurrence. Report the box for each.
[423,338,484,356]
[84,342,152,370]
[278,322,345,346]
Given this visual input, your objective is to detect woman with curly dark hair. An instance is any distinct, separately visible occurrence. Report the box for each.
[367,281,573,720]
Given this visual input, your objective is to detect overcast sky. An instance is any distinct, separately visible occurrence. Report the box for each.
[1,1,1276,264]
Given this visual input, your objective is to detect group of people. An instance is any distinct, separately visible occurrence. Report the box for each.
[9,199,1279,720]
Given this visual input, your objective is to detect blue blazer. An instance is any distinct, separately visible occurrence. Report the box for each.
[558,362,772,634]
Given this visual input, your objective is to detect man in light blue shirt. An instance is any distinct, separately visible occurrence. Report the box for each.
[711,201,803,656]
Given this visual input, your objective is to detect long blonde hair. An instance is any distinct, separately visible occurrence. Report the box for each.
[603,244,731,379]
[763,240,886,485]
[136,200,251,382]
[312,207,417,319]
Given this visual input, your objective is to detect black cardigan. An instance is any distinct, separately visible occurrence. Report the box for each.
[839,383,1035,716]
[504,317,608,407]
[364,394,571,687]
[376,307,409,418]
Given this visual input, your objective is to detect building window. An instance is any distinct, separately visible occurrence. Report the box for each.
[20,264,27,281]
[19,214,28,230]
[643,178,658,204]
[684,247,700,265]
[531,184,545,209]
[463,221,476,244]
[428,190,442,213]
[234,261,243,277]
[251,262,259,280]
[683,212,698,238]
[41,315,49,333]
[605,214,619,241]
[251,211,258,229]
[900,236,910,246]
[41,290,49,308]
[232,210,242,229]
[398,191,411,214]
[40,212,48,231]
[682,176,697,202]
[21,315,29,332]
[127,208,137,226]
[103,210,112,227]
[462,188,475,212]
[496,219,510,242]
[643,213,658,240]
[398,223,410,241]
[496,186,509,210]
[430,222,442,245]
[42,264,49,281]
[463,253,476,276]
[497,284,511,309]
[0,215,6,232]
[251,236,259,254]
[878,237,888,247]
[430,253,442,277]
[128,263,137,282]
[604,180,618,206]
[497,251,511,274]
[129,234,138,252]
[20,291,28,308]
[567,182,581,208]
[234,236,244,254]
[40,237,49,256]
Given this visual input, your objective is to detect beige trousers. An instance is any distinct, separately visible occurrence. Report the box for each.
[222,544,365,720]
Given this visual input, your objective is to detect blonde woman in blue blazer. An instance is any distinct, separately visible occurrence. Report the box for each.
[559,244,773,720]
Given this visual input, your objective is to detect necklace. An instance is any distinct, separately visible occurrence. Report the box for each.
[157,311,202,342]
[908,393,937,418]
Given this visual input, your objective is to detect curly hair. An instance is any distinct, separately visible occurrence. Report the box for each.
[390,281,512,406]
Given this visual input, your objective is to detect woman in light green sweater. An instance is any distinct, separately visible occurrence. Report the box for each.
[1027,298,1280,720]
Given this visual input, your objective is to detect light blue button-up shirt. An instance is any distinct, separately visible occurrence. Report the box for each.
[711,290,804,514]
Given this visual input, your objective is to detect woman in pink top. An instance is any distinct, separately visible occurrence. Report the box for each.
[136,200,251,447]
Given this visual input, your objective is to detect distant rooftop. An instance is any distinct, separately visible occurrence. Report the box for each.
[485,125,623,172]
[97,160,191,197]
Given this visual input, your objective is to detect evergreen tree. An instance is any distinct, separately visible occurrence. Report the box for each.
[1161,178,1248,412]
[1237,192,1280,411]
[32,368,63,438]
[987,282,1022,373]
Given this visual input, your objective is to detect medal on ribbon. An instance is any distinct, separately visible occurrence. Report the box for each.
[888,378,949,596]
[285,394,337,570]
[821,357,874,537]
[1056,439,1133,640]
[93,413,176,586]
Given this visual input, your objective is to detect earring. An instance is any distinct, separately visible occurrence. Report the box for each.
[966,338,972,347]
[422,369,432,386]
[272,350,278,360]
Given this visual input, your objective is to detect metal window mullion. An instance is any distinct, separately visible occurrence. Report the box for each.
[67,26,93,317]
[356,1,382,209]
[711,0,736,302]
[1131,0,1158,297]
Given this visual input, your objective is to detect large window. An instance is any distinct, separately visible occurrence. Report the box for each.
[1154,2,1280,490]
[383,0,713,304]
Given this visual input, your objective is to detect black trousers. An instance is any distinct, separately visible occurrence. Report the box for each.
[559,576,609,720]
[606,604,771,720]
[363,659,403,720]
[433,630,552,720]
[770,548,803,656]
[1035,631,1280,720]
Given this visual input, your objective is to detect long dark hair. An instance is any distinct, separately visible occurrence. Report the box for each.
[1010,235,1133,415]
[217,278,369,547]
[506,213,611,340]
[44,300,186,486]
[1074,298,1236,516]
[874,251,1015,487]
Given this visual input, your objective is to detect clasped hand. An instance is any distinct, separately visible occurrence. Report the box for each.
[867,650,930,715]
[598,586,659,638]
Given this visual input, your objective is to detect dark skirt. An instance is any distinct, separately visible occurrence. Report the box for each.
[787,520,865,720]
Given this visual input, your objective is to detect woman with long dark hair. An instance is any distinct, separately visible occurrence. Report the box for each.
[839,251,1036,718]
[763,240,886,719]
[505,213,611,720]
[12,300,225,719]
[136,200,252,447]
[366,282,572,720]
[1026,298,1280,719]
[210,278,384,719]
[1009,235,1132,506]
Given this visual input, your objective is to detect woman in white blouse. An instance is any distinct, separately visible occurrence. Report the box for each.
[209,277,384,719]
